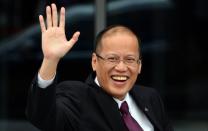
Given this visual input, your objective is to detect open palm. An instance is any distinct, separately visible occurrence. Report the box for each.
[39,4,80,61]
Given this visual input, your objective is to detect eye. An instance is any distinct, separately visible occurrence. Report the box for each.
[107,56,119,62]
[125,57,136,63]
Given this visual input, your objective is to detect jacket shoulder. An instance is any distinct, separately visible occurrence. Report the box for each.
[56,80,88,94]
[133,85,160,98]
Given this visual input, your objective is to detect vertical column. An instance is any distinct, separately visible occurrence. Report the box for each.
[0,56,8,131]
[95,0,106,36]
[152,10,166,95]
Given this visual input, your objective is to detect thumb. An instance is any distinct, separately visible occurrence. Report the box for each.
[67,31,80,47]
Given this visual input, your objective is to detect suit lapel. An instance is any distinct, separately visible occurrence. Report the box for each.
[130,87,162,131]
[85,73,126,130]
[90,85,126,131]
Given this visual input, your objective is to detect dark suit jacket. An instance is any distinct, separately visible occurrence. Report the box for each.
[26,72,173,131]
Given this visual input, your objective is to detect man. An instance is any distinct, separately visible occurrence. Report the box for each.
[26,3,173,131]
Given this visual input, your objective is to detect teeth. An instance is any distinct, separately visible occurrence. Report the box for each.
[112,76,127,81]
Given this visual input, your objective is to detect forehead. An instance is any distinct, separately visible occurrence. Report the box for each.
[101,26,139,46]
[100,32,139,55]
[102,31,138,44]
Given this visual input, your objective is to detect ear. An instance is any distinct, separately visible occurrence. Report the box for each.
[137,60,142,74]
[91,53,97,71]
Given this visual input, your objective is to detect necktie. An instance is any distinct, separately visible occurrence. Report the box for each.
[120,101,143,131]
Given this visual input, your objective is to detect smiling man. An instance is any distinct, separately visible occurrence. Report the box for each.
[26,3,173,131]
[92,26,142,101]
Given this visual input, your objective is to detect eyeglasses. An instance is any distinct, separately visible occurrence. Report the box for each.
[95,53,140,67]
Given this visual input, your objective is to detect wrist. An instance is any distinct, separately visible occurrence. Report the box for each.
[39,58,59,80]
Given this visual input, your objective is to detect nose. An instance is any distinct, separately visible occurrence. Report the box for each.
[114,60,128,71]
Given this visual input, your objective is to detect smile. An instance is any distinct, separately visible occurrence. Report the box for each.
[111,75,129,82]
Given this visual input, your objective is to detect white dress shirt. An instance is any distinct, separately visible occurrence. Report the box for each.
[37,73,55,88]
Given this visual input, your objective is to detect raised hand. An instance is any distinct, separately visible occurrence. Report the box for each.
[39,3,80,61]
[38,4,80,80]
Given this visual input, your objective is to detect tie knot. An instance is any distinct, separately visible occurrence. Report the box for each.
[120,101,129,115]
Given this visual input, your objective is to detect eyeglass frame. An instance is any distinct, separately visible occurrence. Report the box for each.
[95,52,141,67]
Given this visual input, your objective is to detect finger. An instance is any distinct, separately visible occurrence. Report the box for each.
[59,7,65,28]
[46,6,52,28]
[51,3,58,27]
[39,15,46,32]
[67,31,80,47]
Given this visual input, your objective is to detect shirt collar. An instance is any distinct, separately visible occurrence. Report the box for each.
[113,93,130,109]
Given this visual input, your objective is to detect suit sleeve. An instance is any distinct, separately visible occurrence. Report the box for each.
[25,74,57,130]
[25,75,85,131]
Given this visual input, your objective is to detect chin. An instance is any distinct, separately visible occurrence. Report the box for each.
[113,94,126,100]
[111,90,128,99]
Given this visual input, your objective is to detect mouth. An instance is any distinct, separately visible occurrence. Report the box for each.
[111,75,129,82]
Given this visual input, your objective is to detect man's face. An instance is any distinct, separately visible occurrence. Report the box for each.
[92,33,141,100]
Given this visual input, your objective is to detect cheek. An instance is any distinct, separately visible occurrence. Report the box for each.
[98,67,113,85]
[96,65,108,79]
[100,68,110,80]
[129,68,140,82]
